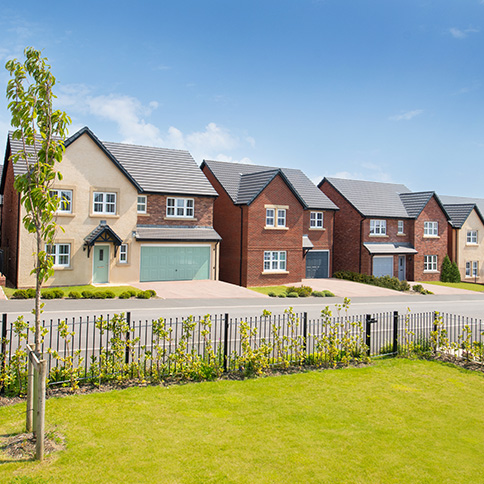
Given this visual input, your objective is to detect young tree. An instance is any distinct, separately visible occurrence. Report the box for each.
[5,47,71,354]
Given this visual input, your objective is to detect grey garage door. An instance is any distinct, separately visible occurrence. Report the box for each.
[372,256,393,278]
[140,246,211,282]
[306,251,329,278]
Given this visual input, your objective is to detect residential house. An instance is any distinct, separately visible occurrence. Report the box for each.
[319,177,450,281]
[201,160,338,287]
[0,127,221,288]
[440,195,484,283]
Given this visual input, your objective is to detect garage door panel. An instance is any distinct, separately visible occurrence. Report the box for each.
[306,251,329,278]
[372,257,393,278]
[140,246,211,282]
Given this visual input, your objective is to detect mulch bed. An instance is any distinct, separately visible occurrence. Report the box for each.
[1,431,65,460]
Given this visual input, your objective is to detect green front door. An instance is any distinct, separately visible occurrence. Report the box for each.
[140,246,211,282]
[93,245,109,283]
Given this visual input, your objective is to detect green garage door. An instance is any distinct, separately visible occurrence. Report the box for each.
[140,246,211,282]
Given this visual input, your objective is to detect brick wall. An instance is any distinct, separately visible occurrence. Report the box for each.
[138,194,214,226]
[413,196,449,281]
[319,181,362,273]
[0,158,20,286]
[303,210,335,275]
[202,166,243,285]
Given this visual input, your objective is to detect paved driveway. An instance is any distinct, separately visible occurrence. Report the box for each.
[132,280,268,299]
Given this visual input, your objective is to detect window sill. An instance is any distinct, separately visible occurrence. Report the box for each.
[423,270,439,274]
[55,212,75,218]
[423,235,440,239]
[90,214,120,219]
[397,233,406,236]
[53,266,73,271]
[137,213,149,217]
[262,270,289,275]
[164,217,196,221]
[466,243,478,247]
[264,226,289,230]
[369,234,388,238]
[309,227,325,231]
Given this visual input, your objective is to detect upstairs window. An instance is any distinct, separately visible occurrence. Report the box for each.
[137,196,147,214]
[398,220,404,234]
[424,221,438,236]
[266,208,286,228]
[310,212,324,229]
[50,189,72,214]
[46,243,71,268]
[370,219,386,235]
[93,192,116,214]
[467,230,478,244]
[166,198,194,218]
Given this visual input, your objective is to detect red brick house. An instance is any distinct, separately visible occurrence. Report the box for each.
[319,177,450,281]
[201,160,338,287]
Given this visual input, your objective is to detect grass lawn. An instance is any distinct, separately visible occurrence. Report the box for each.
[423,281,484,292]
[2,359,484,483]
[249,285,288,296]
[2,285,147,299]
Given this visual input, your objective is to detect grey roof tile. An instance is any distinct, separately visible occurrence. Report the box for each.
[440,195,484,220]
[324,177,411,217]
[203,160,338,210]
[442,204,476,228]
[399,192,434,218]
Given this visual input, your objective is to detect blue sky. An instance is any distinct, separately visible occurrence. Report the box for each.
[0,0,483,197]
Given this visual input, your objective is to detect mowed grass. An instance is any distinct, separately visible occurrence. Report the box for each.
[424,281,484,292]
[2,285,145,299]
[2,359,484,483]
[249,285,288,296]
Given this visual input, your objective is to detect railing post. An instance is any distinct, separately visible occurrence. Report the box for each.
[125,312,131,366]
[223,313,229,372]
[392,311,399,355]
[1,314,7,395]
[365,314,377,356]
[302,312,308,355]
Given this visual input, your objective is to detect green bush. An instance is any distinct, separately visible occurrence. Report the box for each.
[93,291,107,299]
[12,289,28,299]
[82,290,95,299]
[440,255,453,282]
[26,288,36,298]
[286,285,313,297]
[278,293,286,298]
[53,289,64,299]
[136,290,152,299]
[147,289,156,297]
[333,270,411,292]
[41,290,56,299]
[268,291,277,297]
[312,290,325,297]
[68,291,81,299]
[119,291,132,299]
[413,284,433,295]
[105,290,116,299]
[323,290,335,297]
[286,292,299,298]
[450,261,461,283]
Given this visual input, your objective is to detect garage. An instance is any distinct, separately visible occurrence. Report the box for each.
[372,256,394,278]
[140,245,211,282]
[306,250,329,278]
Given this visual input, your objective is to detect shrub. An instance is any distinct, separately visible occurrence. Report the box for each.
[278,293,286,298]
[440,255,453,282]
[26,288,36,298]
[136,290,152,299]
[312,290,325,297]
[399,280,411,292]
[68,291,81,299]
[82,290,95,299]
[53,289,64,299]
[413,284,433,295]
[323,290,335,297]
[286,285,313,297]
[333,270,411,292]
[268,291,277,297]
[128,290,137,297]
[147,289,157,297]
[41,290,56,299]
[119,291,132,299]
[286,292,299,298]
[450,261,461,283]
[105,290,115,299]
[93,291,107,299]
[12,289,28,299]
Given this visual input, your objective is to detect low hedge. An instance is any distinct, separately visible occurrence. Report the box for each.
[333,270,411,292]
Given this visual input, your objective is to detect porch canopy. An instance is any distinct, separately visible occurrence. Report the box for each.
[363,242,417,255]
[84,221,123,257]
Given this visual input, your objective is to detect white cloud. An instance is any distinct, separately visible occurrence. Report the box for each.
[212,154,254,164]
[449,27,479,39]
[56,84,253,162]
[389,109,423,121]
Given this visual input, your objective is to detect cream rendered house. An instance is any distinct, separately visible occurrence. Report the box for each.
[0,127,221,288]
[444,202,484,283]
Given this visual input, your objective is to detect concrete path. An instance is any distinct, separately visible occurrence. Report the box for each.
[132,279,268,299]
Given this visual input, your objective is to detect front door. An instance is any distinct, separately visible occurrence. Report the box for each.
[93,245,109,283]
[398,256,406,281]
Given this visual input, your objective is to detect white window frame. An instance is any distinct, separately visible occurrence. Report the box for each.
[398,220,404,234]
[137,195,147,214]
[50,189,73,214]
[266,208,275,227]
[93,192,116,215]
[466,261,471,278]
[424,255,438,272]
[166,197,194,218]
[277,209,286,227]
[263,251,287,272]
[424,221,439,237]
[265,208,286,228]
[46,243,71,268]
[119,244,128,264]
[310,212,324,229]
[370,219,386,235]
[467,230,478,244]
